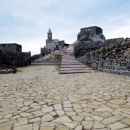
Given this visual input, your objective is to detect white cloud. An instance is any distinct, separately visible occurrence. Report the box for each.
[107,24,130,39]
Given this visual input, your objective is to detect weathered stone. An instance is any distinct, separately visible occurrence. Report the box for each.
[11,115,20,120]
[54,104,62,110]
[108,122,127,130]
[64,107,73,112]
[69,97,79,102]
[71,115,84,121]
[85,116,93,121]
[93,121,105,129]
[0,116,2,120]
[81,104,88,108]
[20,112,32,117]
[92,115,103,121]
[102,116,118,125]
[14,119,28,127]
[31,105,41,109]
[95,107,112,112]
[73,104,82,109]
[53,115,72,123]
[63,122,78,129]
[32,111,43,117]
[56,110,65,116]
[100,112,112,118]
[107,103,119,109]
[127,97,130,102]
[109,99,127,105]
[50,111,57,116]
[20,107,30,112]
[73,108,82,113]
[42,106,53,113]
[40,127,54,130]
[80,95,90,100]
[82,120,94,129]
[39,101,47,105]
[33,122,40,130]
[121,118,130,125]
[63,101,71,104]
[40,122,56,127]
[18,118,27,122]
[41,114,54,122]
[4,114,12,119]
[0,120,17,130]
[0,119,9,124]
[29,117,41,123]
[24,100,33,106]
[66,111,76,116]
[120,128,130,130]
[56,124,69,130]
[63,104,72,108]
[75,125,83,130]
[122,104,130,109]
[14,124,32,130]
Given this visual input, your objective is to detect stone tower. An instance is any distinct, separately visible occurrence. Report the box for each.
[48,28,52,41]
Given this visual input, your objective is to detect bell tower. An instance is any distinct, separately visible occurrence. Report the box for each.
[48,28,52,41]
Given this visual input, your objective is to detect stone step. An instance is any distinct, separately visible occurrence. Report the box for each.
[61,63,82,65]
[60,67,93,70]
[60,54,94,74]
[60,70,93,74]
[61,64,86,68]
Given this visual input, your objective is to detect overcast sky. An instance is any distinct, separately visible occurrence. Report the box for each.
[0,0,130,55]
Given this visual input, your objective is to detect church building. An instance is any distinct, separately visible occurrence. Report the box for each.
[41,29,68,55]
[46,29,60,51]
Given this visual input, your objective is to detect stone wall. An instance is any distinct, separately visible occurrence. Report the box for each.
[0,43,22,53]
[74,40,104,57]
[0,52,31,67]
[76,38,130,75]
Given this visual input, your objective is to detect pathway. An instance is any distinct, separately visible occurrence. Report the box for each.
[0,66,130,130]
[60,54,94,74]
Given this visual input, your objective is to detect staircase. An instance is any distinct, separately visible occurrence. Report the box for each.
[60,54,94,74]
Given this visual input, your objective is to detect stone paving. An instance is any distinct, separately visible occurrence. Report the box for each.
[0,65,130,130]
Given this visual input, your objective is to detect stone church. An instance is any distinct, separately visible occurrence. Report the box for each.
[46,29,60,51]
[41,29,68,55]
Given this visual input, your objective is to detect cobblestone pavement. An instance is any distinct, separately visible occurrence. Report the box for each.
[0,66,130,130]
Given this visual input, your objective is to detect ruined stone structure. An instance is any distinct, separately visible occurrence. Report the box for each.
[74,26,106,57]
[0,43,31,67]
[77,26,105,42]
[74,26,130,75]
[41,29,68,56]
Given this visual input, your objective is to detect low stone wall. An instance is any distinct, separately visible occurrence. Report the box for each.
[0,52,31,67]
[77,38,130,75]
